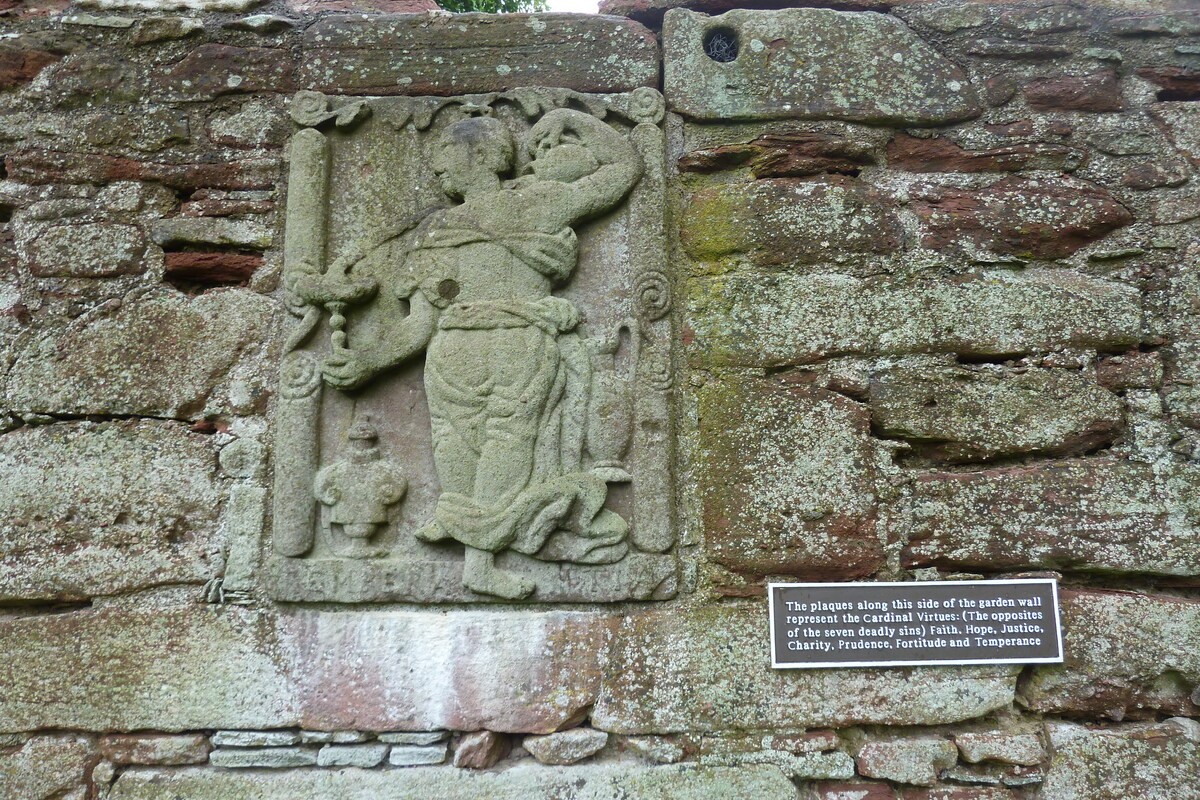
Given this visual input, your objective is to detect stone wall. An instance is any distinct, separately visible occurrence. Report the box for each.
[2,0,1200,798]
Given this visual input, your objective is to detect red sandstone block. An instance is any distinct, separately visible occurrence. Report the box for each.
[1024,71,1124,112]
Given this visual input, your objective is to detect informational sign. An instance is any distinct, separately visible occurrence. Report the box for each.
[769,579,1063,669]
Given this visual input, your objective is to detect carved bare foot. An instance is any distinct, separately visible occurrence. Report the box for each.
[462,547,535,600]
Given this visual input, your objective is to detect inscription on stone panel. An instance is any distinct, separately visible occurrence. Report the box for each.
[770,580,1063,668]
[269,88,677,603]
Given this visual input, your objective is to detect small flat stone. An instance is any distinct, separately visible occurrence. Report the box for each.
[99,734,210,766]
[378,732,448,745]
[211,731,300,748]
[814,782,899,799]
[223,14,295,32]
[63,12,135,27]
[299,730,370,744]
[453,731,510,770]
[132,16,205,45]
[955,733,1044,766]
[524,729,609,766]
[966,40,1073,59]
[388,743,448,767]
[856,738,958,786]
[316,743,388,768]
[150,217,272,250]
[210,747,316,769]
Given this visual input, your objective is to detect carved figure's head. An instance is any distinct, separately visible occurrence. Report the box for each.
[432,116,515,199]
[530,141,600,184]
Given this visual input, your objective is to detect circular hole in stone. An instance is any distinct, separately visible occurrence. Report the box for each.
[438,278,461,300]
[703,27,739,63]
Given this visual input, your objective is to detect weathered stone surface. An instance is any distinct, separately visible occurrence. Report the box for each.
[998,4,1092,34]
[525,728,609,765]
[664,9,981,124]
[954,733,1043,766]
[0,421,223,602]
[1020,589,1200,719]
[1039,724,1200,800]
[316,743,388,768]
[110,763,800,800]
[678,132,876,178]
[0,36,69,92]
[453,731,510,769]
[27,223,147,277]
[686,270,1143,368]
[99,734,210,765]
[206,99,288,150]
[593,604,1018,733]
[914,176,1134,260]
[388,743,448,766]
[857,738,958,786]
[1120,159,1191,189]
[297,14,658,96]
[1096,349,1162,390]
[6,150,278,191]
[210,746,318,769]
[1108,11,1200,36]
[1152,102,1200,167]
[0,734,93,800]
[1024,71,1124,112]
[2,287,277,419]
[0,605,296,732]
[902,460,1200,576]
[886,134,1085,174]
[681,177,902,270]
[868,364,1123,462]
[161,45,294,100]
[696,379,881,580]
[280,610,617,734]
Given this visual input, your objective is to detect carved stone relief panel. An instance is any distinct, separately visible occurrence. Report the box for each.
[268,88,676,603]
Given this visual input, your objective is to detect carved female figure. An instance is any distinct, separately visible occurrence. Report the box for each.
[321,109,643,599]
